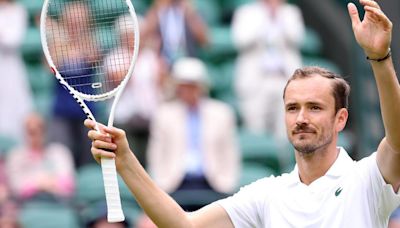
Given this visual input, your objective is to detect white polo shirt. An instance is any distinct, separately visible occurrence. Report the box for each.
[217,148,400,227]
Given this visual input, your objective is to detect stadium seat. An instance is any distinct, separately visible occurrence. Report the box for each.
[193,0,221,26]
[202,26,236,63]
[95,25,118,51]
[301,27,323,57]
[75,164,135,206]
[302,56,341,74]
[19,201,80,228]
[220,0,256,12]
[26,64,54,94]
[17,0,43,21]
[21,26,42,64]
[0,135,17,156]
[238,129,281,173]
[89,0,148,21]
[239,162,276,187]
[80,200,141,227]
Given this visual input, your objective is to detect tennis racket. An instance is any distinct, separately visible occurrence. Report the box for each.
[40,0,139,223]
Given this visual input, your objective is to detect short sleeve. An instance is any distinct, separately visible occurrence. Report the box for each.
[216,178,272,227]
[357,153,400,219]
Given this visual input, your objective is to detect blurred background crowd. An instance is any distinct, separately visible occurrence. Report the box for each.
[1,0,400,227]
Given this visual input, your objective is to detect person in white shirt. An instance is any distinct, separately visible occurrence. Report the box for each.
[232,0,305,139]
[84,1,400,227]
[0,0,33,142]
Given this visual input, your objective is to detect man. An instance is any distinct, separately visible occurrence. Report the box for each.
[146,58,240,210]
[85,0,400,227]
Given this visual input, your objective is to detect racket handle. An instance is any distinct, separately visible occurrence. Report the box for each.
[100,157,125,223]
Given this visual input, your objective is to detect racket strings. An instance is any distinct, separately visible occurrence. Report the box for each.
[45,0,137,96]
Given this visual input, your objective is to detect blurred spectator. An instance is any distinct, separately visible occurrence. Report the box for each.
[390,207,400,228]
[47,2,98,167]
[145,0,208,67]
[105,15,167,166]
[0,155,19,228]
[232,0,305,139]
[147,58,240,211]
[6,113,75,203]
[0,0,33,143]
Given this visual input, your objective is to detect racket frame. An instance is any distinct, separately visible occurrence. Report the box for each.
[40,0,140,223]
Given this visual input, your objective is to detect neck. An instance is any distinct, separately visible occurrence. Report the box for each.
[295,143,339,185]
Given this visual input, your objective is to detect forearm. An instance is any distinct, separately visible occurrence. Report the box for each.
[186,13,209,46]
[370,56,400,151]
[117,152,193,228]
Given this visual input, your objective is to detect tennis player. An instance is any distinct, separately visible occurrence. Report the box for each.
[85,0,400,227]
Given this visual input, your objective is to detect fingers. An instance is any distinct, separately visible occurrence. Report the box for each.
[87,128,112,143]
[103,126,127,140]
[348,3,361,29]
[359,0,380,10]
[92,139,117,151]
[364,6,392,29]
[91,147,116,161]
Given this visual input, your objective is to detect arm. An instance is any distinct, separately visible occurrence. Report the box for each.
[84,120,234,228]
[181,1,209,46]
[348,0,400,191]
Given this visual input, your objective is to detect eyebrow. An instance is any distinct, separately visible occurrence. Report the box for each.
[285,101,325,107]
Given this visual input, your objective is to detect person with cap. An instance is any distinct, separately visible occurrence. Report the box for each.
[146,57,240,211]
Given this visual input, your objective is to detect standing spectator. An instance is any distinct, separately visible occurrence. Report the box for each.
[147,58,240,210]
[232,0,305,139]
[6,113,75,202]
[105,15,167,166]
[47,1,98,167]
[145,0,208,67]
[0,0,33,143]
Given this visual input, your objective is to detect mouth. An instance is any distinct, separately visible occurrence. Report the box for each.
[293,130,316,135]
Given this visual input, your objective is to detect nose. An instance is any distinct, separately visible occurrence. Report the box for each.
[296,109,309,125]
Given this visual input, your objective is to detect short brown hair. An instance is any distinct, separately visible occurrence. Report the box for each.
[283,66,350,113]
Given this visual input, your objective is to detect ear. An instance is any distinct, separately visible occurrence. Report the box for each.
[335,108,349,132]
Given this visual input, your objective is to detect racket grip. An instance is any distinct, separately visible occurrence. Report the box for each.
[100,157,125,223]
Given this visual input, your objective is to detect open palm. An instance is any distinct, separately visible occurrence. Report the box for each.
[348,0,392,58]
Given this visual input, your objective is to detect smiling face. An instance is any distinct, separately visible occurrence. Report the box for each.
[284,74,348,156]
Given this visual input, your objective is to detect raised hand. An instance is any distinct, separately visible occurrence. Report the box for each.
[84,119,132,166]
[348,0,392,59]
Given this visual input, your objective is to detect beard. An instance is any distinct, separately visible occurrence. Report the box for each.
[290,124,334,156]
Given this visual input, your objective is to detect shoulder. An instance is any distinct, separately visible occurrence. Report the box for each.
[202,99,236,121]
[203,99,232,112]
[152,101,185,123]
[156,101,183,115]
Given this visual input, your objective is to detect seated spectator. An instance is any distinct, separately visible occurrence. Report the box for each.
[0,156,19,228]
[147,58,240,211]
[6,113,75,203]
[232,0,305,139]
[145,0,208,67]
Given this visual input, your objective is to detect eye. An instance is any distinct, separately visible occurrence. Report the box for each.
[310,106,321,111]
[286,106,297,112]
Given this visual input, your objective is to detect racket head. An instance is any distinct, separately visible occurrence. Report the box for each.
[40,0,140,101]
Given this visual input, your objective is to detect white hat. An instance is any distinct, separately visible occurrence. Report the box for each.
[172,57,208,85]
